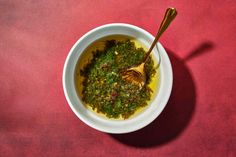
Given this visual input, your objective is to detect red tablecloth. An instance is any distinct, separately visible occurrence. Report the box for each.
[1,1,235,156]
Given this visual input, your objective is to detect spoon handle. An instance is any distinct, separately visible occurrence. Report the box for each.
[143,7,177,63]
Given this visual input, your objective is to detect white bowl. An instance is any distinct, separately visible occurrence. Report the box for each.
[63,23,173,134]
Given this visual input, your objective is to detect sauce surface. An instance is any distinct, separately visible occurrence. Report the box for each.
[75,36,160,119]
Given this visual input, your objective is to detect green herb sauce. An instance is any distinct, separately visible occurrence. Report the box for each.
[80,40,156,119]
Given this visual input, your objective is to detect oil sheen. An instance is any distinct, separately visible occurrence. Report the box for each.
[75,35,160,120]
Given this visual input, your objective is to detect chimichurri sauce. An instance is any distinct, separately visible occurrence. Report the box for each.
[80,40,156,119]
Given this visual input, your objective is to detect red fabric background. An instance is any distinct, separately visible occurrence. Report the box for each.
[1,0,235,156]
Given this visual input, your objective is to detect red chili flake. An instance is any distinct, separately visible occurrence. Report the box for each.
[111,91,118,100]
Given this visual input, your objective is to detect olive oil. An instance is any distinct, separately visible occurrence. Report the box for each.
[75,35,160,120]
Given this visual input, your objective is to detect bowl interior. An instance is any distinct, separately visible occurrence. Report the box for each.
[63,23,173,133]
[74,34,161,120]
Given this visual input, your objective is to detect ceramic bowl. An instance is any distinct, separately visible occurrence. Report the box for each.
[63,23,173,134]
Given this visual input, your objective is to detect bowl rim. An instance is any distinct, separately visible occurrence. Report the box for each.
[62,23,173,134]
